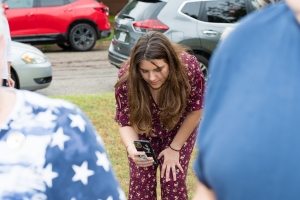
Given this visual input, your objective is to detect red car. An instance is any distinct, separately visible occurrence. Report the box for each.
[3,0,111,51]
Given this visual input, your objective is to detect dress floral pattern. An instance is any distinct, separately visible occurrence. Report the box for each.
[115,52,205,200]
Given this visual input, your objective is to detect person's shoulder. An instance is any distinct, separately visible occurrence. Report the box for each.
[179,52,204,81]
[118,61,129,79]
[180,52,197,65]
[180,52,199,71]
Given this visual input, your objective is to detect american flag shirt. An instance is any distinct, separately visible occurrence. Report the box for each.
[0,89,126,200]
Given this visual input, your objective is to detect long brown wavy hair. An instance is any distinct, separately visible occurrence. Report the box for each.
[115,31,191,136]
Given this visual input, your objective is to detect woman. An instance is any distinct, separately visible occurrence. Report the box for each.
[115,31,205,199]
[0,35,124,199]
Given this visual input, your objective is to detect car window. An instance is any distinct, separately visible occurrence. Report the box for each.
[5,0,34,8]
[40,0,65,7]
[181,2,201,20]
[119,0,166,20]
[205,0,247,23]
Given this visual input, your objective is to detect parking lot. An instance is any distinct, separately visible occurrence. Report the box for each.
[36,44,119,96]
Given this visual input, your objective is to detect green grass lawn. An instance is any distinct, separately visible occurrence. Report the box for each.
[54,93,198,199]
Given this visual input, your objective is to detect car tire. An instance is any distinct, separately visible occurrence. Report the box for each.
[195,54,209,80]
[69,23,97,51]
[57,42,72,50]
[11,69,19,89]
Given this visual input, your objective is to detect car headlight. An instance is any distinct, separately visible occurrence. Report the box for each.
[21,52,46,64]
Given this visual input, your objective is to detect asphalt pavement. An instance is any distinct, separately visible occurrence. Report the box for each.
[35,42,120,96]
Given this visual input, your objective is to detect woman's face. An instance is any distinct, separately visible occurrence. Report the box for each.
[139,59,169,90]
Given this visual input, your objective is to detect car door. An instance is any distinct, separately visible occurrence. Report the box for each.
[35,0,74,35]
[197,0,252,52]
[4,0,37,37]
[176,1,202,49]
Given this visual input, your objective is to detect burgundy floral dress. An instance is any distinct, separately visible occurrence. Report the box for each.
[115,52,205,200]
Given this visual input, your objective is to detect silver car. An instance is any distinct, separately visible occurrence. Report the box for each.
[108,0,256,78]
[11,41,52,90]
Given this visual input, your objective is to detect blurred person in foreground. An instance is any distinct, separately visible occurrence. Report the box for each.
[115,31,205,199]
[193,0,300,200]
[0,28,125,200]
[1,14,14,87]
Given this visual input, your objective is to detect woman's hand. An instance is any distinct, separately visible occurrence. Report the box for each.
[127,145,154,168]
[158,147,184,182]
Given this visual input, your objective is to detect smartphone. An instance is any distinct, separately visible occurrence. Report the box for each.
[134,140,159,166]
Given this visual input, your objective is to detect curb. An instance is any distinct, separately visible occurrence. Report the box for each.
[33,41,111,52]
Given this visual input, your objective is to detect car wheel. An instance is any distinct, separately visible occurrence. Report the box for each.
[57,42,72,50]
[11,69,19,89]
[69,23,97,51]
[195,54,209,80]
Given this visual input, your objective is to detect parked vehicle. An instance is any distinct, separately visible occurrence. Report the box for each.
[3,0,111,51]
[11,41,52,90]
[108,0,256,78]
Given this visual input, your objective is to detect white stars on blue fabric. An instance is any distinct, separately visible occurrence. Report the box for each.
[118,187,127,200]
[42,164,58,188]
[50,127,70,151]
[35,109,57,129]
[0,90,123,199]
[96,151,110,172]
[0,123,9,130]
[94,130,104,146]
[72,161,95,185]
[69,114,86,132]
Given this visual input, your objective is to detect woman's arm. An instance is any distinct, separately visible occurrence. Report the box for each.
[171,109,202,150]
[119,126,154,167]
[119,126,139,149]
[193,180,216,200]
[158,109,202,181]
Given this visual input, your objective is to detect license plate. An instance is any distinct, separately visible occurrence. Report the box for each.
[118,32,127,42]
